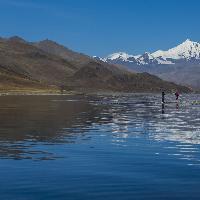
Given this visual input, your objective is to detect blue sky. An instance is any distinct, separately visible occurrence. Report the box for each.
[0,0,200,56]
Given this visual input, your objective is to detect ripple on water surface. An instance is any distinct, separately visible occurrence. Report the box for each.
[0,94,200,199]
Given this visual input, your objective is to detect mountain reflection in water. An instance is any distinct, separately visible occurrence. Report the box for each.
[0,94,199,163]
[1,94,200,200]
[0,95,108,160]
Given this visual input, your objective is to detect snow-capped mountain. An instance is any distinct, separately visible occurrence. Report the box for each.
[95,39,200,66]
[93,39,200,89]
[93,56,105,62]
[137,52,172,65]
[152,39,200,60]
[105,52,139,62]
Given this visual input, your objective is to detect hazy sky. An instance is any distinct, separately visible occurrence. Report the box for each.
[0,0,199,56]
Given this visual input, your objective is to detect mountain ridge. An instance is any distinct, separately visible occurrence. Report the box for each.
[0,36,192,93]
[98,39,200,64]
[97,39,200,89]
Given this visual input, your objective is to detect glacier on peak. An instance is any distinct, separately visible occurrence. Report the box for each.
[106,52,134,61]
[97,39,200,65]
[152,39,200,60]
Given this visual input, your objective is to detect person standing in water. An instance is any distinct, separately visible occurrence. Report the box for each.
[162,91,165,104]
[175,91,180,100]
[161,91,165,114]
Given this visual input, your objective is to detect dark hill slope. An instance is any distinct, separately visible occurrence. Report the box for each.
[69,62,190,92]
[0,37,77,86]
[33,39,91,67]
[0,37,192,93]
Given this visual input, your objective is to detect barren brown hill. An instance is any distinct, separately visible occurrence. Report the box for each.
[0,36,192,93]
[0,37,77,89]
[33,39,91,67]
[69,62,191,92]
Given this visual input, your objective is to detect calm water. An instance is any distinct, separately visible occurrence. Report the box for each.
[0,94,200,200]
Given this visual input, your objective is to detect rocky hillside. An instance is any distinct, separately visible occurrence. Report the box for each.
[0,36,191,93]
[98,39,200,89]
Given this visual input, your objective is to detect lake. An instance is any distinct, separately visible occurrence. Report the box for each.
[0,94,200,200]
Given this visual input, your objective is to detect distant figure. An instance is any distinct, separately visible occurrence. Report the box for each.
[162,91,165,103]
[175,91,180,100]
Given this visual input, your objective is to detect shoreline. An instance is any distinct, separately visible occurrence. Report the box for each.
[0,91,83,96]
[0,90,198,96]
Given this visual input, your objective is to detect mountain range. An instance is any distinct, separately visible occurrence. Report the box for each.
[95,39,200,89]
[0,36,191,93]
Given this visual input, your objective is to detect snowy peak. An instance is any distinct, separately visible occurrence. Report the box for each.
[93,56,105,62]
[100,39,200,66]
[104,52,141,64]
[139,52,155,60]
[152,39,200,60]
[137,52,157,65]
[104,51,172,65]
[106,52,133,61]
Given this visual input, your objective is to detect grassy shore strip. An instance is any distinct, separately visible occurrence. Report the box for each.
[0,88,87,96]
[0,86,198,96]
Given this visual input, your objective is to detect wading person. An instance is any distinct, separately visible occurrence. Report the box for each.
[162,91,165,104]
[175,91,180,101]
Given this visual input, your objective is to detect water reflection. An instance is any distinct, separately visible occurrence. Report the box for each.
[0,94,199,164]
[0,95,109,160]
[162,103,165,114]
[91,94,200,166]
[139,97,198,163]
